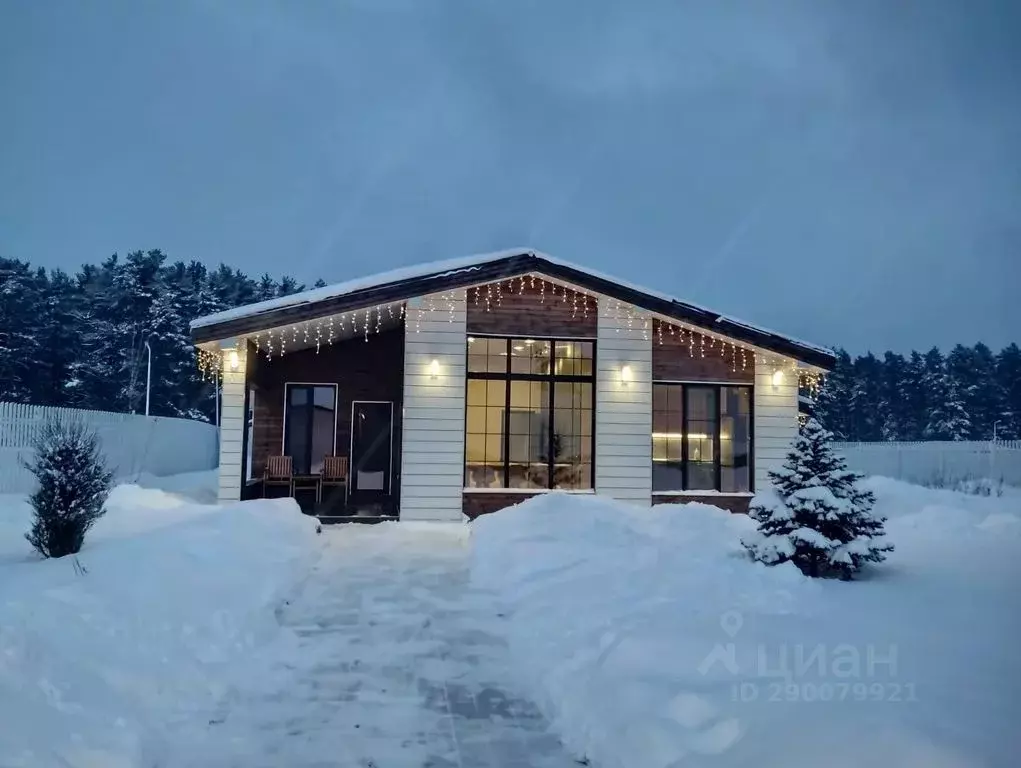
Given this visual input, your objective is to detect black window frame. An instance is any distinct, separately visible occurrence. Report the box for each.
[465,335,597,490]
[652,381,754,493]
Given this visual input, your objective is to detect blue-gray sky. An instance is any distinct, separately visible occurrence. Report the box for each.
[2,0,1018,352]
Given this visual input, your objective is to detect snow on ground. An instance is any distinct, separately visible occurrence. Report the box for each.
[168,522,578,768]
[3,472,1018,767]
[0,474,318,767]
[471,481,1021,768]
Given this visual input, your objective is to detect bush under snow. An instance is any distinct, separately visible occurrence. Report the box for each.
[0,479,318,767]
[471,484,1020,768]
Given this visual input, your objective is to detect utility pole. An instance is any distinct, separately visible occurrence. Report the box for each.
[993,420,1002,441]
[144,341,152,417]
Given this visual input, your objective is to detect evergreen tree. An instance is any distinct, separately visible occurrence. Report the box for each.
[23,418,114,558]
[742,418,892,579]
[924,362,972,441]
[996,344,1021,439]
[814,349,854,439]
[898,351,928,440]
[879,352,908,440]
[849,352,884,441]
[33,268,81,407]
[0,257,43,402]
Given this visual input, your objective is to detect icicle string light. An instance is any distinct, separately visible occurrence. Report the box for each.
[195,277,825,397]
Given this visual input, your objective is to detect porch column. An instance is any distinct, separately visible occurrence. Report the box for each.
[595,298,653,506]
[400,292,467,521]
[217,339,247,504]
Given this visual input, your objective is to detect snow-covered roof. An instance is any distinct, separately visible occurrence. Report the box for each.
[190,248,527,330]
[191,248,835,367]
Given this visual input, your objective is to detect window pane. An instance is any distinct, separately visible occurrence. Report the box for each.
[551,381,593,489]
[553,340,593,377]
[511,338,551,375]
[686,386,717,491]
[289,386,309,405]
[652,383,685,491]
[721,386,751,492]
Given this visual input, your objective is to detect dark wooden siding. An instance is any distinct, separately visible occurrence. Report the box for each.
[463,492,543,518]
[651,319,755,383]
[651,494,751,514]
[465,279,598,337]
[249,326,404,497]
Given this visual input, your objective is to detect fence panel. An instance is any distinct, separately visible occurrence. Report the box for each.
[833,440,1021,488]
[0,402,218,494]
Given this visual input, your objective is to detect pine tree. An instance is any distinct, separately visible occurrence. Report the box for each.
[879,352,908,440]
[996,344,1021,439]
[0,257,43,402]
[924,355,972,441]
[899,351,928,440]
[814,349,854,439]
[849,353,884,441]
[23,418,114,558]
[742,418,892,579]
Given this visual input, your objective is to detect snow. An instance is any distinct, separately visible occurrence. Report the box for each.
[3,470,1016,767]
[189,247,835,361]
[0,473,318,767]
[470,485,1021,768]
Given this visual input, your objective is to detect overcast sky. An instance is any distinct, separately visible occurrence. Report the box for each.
[2,0,1018,353]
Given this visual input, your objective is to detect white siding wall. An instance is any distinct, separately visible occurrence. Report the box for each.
[218,342,247,503]
[754,358,799,492]
[595,301,652,505]
[400,293,467,521]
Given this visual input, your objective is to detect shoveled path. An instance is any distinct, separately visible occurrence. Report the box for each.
[182,524,577,768]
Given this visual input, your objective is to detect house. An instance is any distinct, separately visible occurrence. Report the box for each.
[190,249,834,521]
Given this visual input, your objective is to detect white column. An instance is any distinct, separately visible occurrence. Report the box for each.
[400,293,467,521]
[217,340,247,504]
[753,358,799,492]
[595,300,652,506]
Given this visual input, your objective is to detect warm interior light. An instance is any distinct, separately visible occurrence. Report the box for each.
[621,365,632,385]
[228,349,240,372]
[771,369,783,388]
[429,359,440,378]
[524,339,536,345]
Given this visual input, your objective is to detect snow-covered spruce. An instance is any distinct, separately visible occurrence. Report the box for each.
[22,418,113,558]
[742,417,892,579]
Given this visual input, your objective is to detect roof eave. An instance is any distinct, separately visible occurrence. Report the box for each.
[191,251,836,369]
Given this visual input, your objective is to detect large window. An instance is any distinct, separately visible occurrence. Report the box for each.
[284,384,337,475]
[652,383,752,493]
[466,337,594,490]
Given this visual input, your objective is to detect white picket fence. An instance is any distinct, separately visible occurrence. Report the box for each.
[834,440,1021,488]
[0,402,219,494]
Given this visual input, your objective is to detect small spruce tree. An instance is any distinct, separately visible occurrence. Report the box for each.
[742,418,892,579]
[23,418,113,558]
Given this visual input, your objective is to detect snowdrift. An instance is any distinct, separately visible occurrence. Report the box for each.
[0,480,318,767]
[471,482,1021,768]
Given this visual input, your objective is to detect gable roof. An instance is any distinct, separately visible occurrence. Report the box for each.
[190,248,835,369]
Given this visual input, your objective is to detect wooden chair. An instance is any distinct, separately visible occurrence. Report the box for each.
[319,456,349,503]
[263,455,293,497]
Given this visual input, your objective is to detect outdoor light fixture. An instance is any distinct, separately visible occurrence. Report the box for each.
[772,369,783,390]
[620,364,632,386]
[228,349,240,372]
[429,359,440,379]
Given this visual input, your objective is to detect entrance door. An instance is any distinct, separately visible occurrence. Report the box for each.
[349,401,394,503]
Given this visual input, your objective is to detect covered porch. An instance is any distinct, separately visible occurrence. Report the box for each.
[238,318,405,521]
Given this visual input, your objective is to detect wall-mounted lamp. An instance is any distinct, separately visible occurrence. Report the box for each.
[620,364,633,387]
[771,369,783,390]
[228,349,240,372]
[429,358,440,379]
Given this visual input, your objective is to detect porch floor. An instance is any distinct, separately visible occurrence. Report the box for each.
[172,524,576,767]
